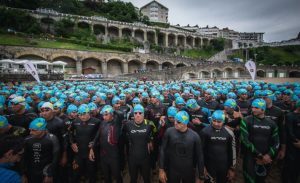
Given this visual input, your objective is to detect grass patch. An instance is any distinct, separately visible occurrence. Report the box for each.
[181,49,218,59]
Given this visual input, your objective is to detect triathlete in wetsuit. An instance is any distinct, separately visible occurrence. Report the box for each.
[69,104,100,183]
[159,111,205,183]
[89,105,123,183]
[23,118,60,183]
[6,96,37,130]
[236,88,251,116]
[282,100,300,183]
[240,99,279,183]
[197,89,220,114]
[0,115,27,139]
[201,110,236,183]
[123,104,152,183]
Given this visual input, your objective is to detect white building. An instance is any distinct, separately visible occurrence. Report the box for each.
[140,0,168,23]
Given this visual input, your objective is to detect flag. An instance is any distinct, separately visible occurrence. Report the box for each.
[245,60,256,80]
[24,61,40,83]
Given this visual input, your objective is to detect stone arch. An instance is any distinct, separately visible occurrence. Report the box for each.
[107,59,123,77]
[134,29,144,42]
[203,38,209,47]
[176,63,187,67]
[128,60,143,73]
[257,70,266,78]
[168,34,176,47]
[158,32,166,46]
[162,62,173,69]
[289,71,300,78]
[108,26,119,37]
[199,71,210,79]
[82,57,102,74]
[224,67,234,78]
[40,17,55,33]
[186,36,194,47]
[93,24,106,35]
[177,35,185,47]
[17,54,46,60]
[53,56,76,74]
[146,60,159,71]
[236,67,247,78]
[122,28,132,38]
[195,37,201,47]
[147,31,155,44]
[78,21,90,29]
[183,72,197,80]
[211,68,222,78]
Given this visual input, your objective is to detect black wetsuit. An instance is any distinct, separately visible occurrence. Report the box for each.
[24,133,60,183]
[240,115,280,183]
[0,126,27,139]
[282,111,300,183]
[6,111,38,130]
[186,107,211,137]
[69,117,100,183]
[237,99,251,116]
[92,114,123,183]
[201,125,236,183]
[197,99,220,114]
[123,120,152,183]
[159,127,205,183]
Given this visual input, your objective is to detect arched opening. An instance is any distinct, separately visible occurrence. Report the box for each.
[195,37,201,48]
[93,24,105,35]
[177,35,185,47]
[18,54,45,60]
[162,62,173,69]
[289,71,300,78]
[82,58,102,74]
[274,69,278,77]
[168,34,176,47]
[146,60,159,71]
[78,22,90,30]
[237,68,247,78]
[122,28,132,38]
[186,36,193,47]
[212,69,222,78]
[40,17,55,33]
[183,73,197,80]
[176,63,186,68]
[108,26,119,38]
[134,29,144,42]
[147,31,155,44]
[158,32,166,46]
[200,71,210,79]
[107,59,123,77]
[128,60,142,73]
[53,56,76,74]
[203,38,209,47]
[224,68,233,78]
[257,70,266,78]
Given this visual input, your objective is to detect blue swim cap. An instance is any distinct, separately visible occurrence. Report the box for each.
[252,98,266,111]
[133,104,144,113]
[261,90,275,101]
[167,106,178,118]
[132,97,141,104]
[175,97,185,105]
[88,102,97,111]
[53,101,64,110]
[67,104,78,114]
[141,92,149,98]
[186,99,199,109]
[224,99,237,109]
[100,105,114,114]
[29,118,47,130]
[119,93,126,100]
[227,92,237,99]
[112,96,121,105]
[0,115,9,129]
[211,110,225,122]
[78,104,90,114]
[238,88,247,95]
[175,111,190,125]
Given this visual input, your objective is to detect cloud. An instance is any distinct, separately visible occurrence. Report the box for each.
[123,0,300,42]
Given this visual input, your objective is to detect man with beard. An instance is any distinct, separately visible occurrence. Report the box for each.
[159,111,205,183]
[236,88,251,116]
[201,110,236,183]
[70,104,100,183]
[197,89,220,114]
[240,99,279,183]
[89,105,123,183]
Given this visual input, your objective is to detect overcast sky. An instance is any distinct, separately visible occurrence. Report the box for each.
[123,0,300,42]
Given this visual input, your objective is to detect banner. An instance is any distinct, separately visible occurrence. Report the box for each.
[24,61,40,83]
[245,60,256,80]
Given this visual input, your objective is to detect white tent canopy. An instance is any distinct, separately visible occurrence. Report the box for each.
[52,61,67,65]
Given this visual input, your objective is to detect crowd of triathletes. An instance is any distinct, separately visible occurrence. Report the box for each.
[0,80,299,183]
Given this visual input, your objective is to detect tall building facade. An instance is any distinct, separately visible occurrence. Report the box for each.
[140,0,168,23]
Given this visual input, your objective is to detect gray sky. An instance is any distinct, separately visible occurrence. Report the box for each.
[123,0,300,42]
